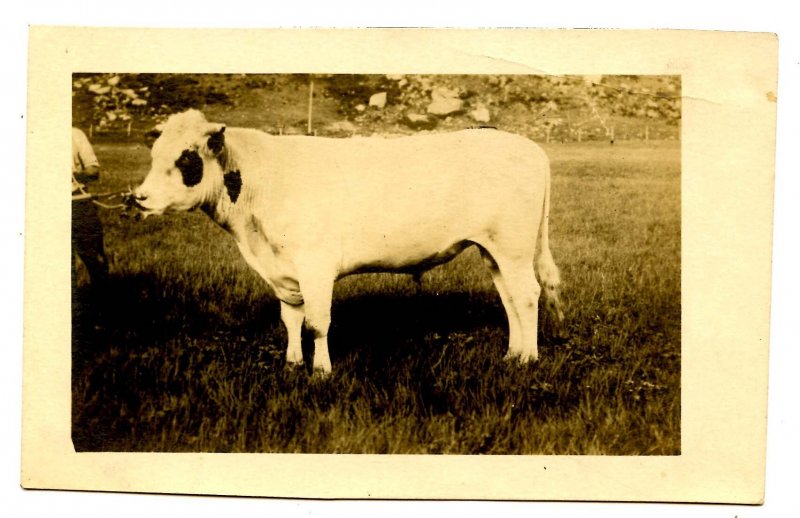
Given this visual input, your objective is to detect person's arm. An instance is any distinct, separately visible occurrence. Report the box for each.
[73,128,101,183]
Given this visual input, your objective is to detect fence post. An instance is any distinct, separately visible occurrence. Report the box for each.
[307,78,314,136]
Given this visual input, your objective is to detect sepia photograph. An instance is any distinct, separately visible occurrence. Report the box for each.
[23,28,775,501]
[70,72,681,454]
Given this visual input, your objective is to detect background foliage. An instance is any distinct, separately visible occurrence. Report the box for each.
[72,73,680,142]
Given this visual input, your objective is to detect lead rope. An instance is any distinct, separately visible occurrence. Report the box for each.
[72,172,132,210]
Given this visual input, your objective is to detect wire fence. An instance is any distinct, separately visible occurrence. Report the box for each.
[87,114,679,145]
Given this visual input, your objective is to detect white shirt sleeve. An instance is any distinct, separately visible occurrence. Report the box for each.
[72,127,100,173]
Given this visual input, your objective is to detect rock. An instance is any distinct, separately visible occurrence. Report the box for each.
[89,84,110,95]
[427,86,464,116]
[355,104,366,112]
[402,113,437,131]
[432,86,460,99]
[324,120,358,136]
[427,98,463,116]
[282,126,306,135]
[470,104,491,123]
[369,92,387,108]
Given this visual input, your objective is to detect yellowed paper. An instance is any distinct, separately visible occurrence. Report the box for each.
[23,27,775,502]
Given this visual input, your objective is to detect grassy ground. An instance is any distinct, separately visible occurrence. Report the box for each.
[72,138,680,454]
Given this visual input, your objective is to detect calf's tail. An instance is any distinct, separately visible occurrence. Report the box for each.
[534,161,565,326]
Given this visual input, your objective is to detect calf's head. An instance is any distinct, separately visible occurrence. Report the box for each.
[134,110,226,215]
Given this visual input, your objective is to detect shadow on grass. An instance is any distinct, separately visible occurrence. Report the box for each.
[75,270,510,362]
[329,290,506,362]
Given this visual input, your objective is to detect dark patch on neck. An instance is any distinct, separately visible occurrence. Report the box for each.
[223,170,243,203]
[175,149,203,187]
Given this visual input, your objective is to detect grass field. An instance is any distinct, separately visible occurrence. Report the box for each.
[72,138,680,455]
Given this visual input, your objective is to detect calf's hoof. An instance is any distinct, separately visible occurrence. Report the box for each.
[504,351,539,364]
[312,363,332,376]
[284,360,305,372]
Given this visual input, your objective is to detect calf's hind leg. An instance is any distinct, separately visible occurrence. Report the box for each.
[480,249,523,357]
[499,258,542,362]
[479,244,542,362]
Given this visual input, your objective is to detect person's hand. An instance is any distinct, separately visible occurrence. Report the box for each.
[74,166,100,184]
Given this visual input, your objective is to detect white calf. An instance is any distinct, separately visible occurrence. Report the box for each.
[134,110,564,373]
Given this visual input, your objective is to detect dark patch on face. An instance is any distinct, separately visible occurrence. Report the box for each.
[207,127,225,155]
[223,169,242,203]
[175,149,203,187]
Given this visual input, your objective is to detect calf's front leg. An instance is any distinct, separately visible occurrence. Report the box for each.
[297,267,336,374]
[280,300,305,366]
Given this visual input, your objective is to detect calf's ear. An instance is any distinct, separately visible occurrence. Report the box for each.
[144,122,165,148]
[144,128,162,148]
[206,124,226,155]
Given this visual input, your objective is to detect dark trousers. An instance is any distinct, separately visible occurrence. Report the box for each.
[72,199,109,285]
[72,198,109,320]
[72,199,109,376]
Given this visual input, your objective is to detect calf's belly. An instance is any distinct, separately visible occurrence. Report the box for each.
[340,232,474,275]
